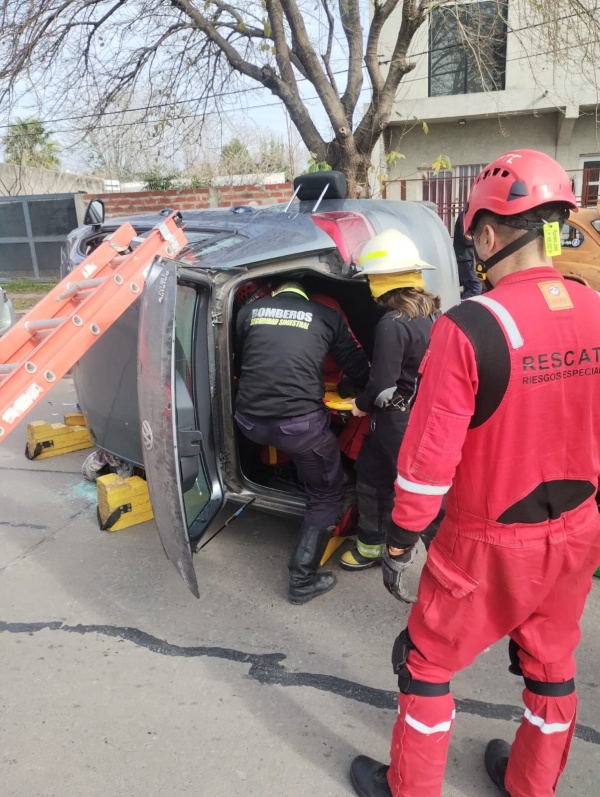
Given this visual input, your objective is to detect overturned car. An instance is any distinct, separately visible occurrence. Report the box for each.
[62,173,461,596]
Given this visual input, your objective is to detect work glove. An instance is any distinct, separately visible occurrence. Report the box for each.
[382,546,417,604]
[337,375,363,399]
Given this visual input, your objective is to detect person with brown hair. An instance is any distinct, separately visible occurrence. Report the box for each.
[340,230,443,577]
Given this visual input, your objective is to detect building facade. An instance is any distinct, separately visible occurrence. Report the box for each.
[379,0,600,229]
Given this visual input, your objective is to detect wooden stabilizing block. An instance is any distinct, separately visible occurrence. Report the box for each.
[97,473,154,532]
[64,412,87,427]
[26,420,94,460]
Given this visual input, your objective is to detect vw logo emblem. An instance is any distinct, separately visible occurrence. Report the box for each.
[142,420,154,451]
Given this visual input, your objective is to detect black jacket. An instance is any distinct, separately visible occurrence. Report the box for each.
[235,292,369,417]
[453,211,474,263]
[453,211,482,300]
[354,311,432,413]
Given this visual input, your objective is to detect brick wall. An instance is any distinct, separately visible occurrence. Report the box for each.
[84,183,293,217]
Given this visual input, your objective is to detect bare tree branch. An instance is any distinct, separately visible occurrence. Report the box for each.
[277,0,350,140]
[320,0,340,96]
[338,0,363,123]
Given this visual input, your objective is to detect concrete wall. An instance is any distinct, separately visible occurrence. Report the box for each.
[0,163,104,197]
[387,112,600,202]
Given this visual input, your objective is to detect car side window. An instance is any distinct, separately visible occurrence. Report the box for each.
[560,224,585,248]
[175,285,212,527]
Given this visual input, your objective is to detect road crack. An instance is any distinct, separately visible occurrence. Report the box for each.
[0,619,598,746]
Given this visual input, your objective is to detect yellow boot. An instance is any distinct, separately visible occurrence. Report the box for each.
[341,540,385,571]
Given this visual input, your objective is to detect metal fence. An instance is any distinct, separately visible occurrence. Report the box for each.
[0,193,85,280]
[393,166,600,234]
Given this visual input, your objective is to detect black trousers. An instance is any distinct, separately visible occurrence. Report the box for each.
[235,408,343,528]
[355,410,409,546]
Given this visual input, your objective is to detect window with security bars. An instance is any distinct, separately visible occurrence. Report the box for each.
[582,159,600,207]
[429,1,508,97]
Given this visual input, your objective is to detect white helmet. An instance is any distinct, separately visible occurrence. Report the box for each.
[353,229,435,277]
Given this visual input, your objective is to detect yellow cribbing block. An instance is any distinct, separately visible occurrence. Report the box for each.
[97,473,154,532]
[26,420,94,460]
[64,412,87,427]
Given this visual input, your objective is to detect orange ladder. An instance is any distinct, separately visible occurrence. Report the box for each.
[0,211,187,442]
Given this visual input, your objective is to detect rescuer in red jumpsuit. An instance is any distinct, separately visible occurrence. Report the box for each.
[349,150,600,797]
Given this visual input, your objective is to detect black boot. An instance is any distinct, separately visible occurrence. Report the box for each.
[350,756,391,797]
[288,523,336,605]
[485,739,511,795]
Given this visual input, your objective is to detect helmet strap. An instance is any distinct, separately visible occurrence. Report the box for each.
[475,227,540,282]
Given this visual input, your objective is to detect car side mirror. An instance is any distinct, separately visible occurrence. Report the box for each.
[83,198,105,226]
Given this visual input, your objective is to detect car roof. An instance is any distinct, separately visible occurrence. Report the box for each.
[103,199,441,271]
[568,207,600,225]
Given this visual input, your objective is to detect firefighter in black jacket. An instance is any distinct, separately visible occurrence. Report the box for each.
[235,281,369,604]
[453,210,483,300]
[341,230,443,574]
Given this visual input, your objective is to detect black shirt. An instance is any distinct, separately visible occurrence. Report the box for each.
[235,292,369,417]
[354,311,432,413]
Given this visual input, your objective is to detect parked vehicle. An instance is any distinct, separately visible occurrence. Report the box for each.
[553,203,600,289]
[0,285,15,337]
[62,174,461,596]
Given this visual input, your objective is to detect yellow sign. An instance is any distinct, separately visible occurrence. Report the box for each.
[543,221,562,257]
[538,281,574,311]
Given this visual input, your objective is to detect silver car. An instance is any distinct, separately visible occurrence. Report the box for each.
[63,173,461,597]
[0,285,15,336]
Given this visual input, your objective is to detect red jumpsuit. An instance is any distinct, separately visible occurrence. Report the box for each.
[387,266,600,797]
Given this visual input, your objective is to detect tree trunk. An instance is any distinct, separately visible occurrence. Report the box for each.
[328,144,372,198]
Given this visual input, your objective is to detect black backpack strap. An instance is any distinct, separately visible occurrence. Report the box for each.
[445,300,512,429]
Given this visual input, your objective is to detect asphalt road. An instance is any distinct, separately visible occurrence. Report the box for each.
[1,378,598,797]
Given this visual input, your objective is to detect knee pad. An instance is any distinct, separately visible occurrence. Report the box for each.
[508,637,523,676]
[392,628,451,697]
[523,677,576,697]
[508,639,575,696]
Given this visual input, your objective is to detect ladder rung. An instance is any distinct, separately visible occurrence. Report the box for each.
[24,318,66,334]
[56,277,107,300]
[0,212,186,444]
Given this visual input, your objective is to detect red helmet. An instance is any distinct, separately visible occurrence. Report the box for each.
[463,150,577,235]
[234,279,270,306]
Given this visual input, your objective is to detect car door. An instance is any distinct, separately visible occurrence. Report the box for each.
[138,258,224,597]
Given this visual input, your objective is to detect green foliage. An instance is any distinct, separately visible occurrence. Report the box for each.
[220,137,254,173]
[3,117,61,169]
[385,149,406,167]
[431,154,452,175]
[140,170,180,190]
[1,279,56,293]
[188,175,209,189]
[306,152,332,173]
[255,137,289,177]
